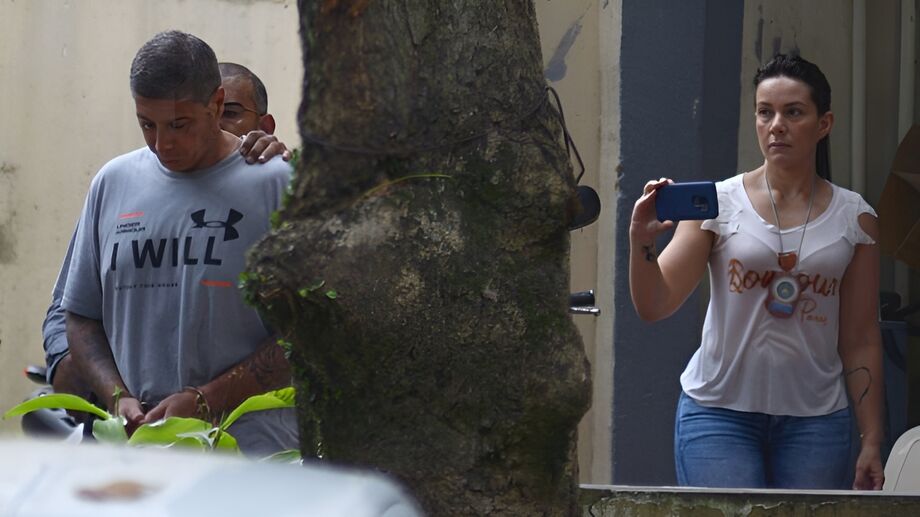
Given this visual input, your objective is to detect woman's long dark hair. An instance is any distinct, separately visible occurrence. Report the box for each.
[753,53,832,181]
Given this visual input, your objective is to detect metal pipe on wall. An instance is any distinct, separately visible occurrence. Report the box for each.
[894,0,916,303]
[899,0,916,138]
[851,0,867,197]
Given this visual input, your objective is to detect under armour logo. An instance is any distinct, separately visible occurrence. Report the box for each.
[190,209,244,241]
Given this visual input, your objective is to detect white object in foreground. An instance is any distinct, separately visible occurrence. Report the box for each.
[0,438,421,517]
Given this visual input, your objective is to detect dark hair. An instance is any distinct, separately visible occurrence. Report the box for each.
[753,53,832,181]
[130,30,220,105]
[218,62,269,115]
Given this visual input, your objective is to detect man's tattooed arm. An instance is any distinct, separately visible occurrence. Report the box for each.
[642,243,658,262]
[200,335,292,415]
[66,311,131,409]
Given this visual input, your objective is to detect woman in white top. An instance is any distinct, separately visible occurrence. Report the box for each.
[629,53,884,490]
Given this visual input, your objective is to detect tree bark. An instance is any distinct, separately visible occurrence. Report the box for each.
[245,1,592,514]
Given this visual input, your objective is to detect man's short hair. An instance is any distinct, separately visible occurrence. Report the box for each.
[130,30,220,105]
[218,62,269,115]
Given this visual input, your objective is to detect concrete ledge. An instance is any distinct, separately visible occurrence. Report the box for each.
[579,485,920,516]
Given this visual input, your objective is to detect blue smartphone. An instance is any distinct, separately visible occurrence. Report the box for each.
[654,181,719,222]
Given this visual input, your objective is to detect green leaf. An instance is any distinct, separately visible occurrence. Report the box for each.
[128,417,213,447]
[221,387,296,431]
[261,449,302,463]
[4,393,110,421]
[298,280,325,298]
[169,436,211,450]
[93,417,128,444]
[212,429,239,451]
[325,289,337,300]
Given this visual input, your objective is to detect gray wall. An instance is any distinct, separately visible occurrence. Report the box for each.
[612,0,743,485]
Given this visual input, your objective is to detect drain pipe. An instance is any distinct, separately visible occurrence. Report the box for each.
[851,0,866,198]
[894,0,916,304]
[898,0,916,140]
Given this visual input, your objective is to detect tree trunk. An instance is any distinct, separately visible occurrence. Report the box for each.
[245,1,592,514]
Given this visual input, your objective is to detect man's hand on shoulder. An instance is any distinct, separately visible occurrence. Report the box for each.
[240,131,292,164]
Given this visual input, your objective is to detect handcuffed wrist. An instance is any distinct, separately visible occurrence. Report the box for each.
[182,386,211,421]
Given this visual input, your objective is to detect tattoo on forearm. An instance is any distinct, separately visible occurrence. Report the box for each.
[642,244,657,262]
[68,315,123,403]
[245,339,290,390]
[845,366,872,406]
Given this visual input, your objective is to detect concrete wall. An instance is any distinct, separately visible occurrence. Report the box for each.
[534,0,618,485]
[0,0,618,483]
[737,0,912,216]
[0,0,301,433]
[4,0,913,492]
[580,486,920,516]
[611,0,744,486]
[737,1,854,190]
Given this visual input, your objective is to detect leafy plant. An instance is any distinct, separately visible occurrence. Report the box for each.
[4,387,298,460]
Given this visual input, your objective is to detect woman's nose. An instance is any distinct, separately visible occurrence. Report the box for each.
[769,115,786,134]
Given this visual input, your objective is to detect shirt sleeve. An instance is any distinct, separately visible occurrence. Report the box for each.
[42,227,78,382]
[700,176,742,249]
[61,176,105,320]
[843,189,878,246]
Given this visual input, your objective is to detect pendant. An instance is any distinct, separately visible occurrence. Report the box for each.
[778,251,797,272]
[765,272,802,318]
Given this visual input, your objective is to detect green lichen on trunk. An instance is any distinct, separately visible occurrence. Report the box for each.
[245,1,591,514]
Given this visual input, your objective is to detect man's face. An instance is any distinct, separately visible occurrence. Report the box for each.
[219,76,263,137]
[134,89,224,173]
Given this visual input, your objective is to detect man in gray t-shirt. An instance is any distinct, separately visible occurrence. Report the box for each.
[63,31,296,455]
[43,62,290,401]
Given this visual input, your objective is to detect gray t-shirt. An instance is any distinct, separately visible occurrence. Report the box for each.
[62,145,297,454]
[42,226,76,383]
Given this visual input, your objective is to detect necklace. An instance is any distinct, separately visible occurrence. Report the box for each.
[764,171,816,272]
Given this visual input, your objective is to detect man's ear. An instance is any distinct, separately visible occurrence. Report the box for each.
[210,86,226,118]
[258,113,276,135]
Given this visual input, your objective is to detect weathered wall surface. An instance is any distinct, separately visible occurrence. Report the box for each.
[737,1,854,189]
[0,0,301,432]
[0,1,617,485]
[580,486,920,516]
[535,0,617,485]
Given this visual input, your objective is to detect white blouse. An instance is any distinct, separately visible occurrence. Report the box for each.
[680,173,876,416]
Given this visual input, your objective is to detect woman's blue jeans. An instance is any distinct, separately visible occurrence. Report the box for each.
[675,392,852,489]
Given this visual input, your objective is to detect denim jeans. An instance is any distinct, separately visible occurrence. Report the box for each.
[674,391,852,489]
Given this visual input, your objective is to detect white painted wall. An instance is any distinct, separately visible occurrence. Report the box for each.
[535,0,618,484]
[0,0,301,433]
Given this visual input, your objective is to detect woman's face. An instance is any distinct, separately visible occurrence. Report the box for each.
[754,76,833,170]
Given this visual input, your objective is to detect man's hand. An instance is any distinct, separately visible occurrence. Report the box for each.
[116,397,146,436]
[142,390,200,424]
[240,131,291,164]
